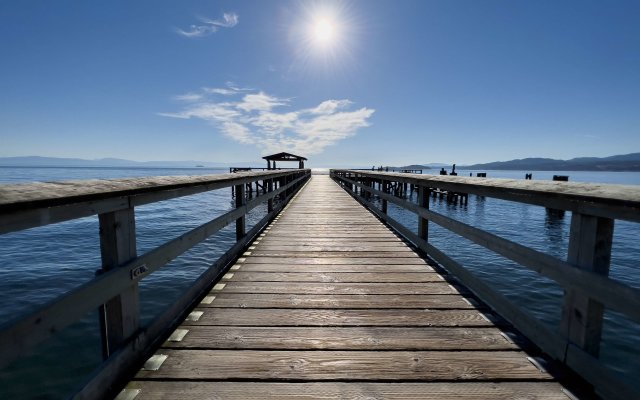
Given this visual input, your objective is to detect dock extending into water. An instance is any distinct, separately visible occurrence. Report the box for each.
[122,175,567,399]
[1,169,639,399]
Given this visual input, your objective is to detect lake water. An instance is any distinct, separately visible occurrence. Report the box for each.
[0,166,638,398]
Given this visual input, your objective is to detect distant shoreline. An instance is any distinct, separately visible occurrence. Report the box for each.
[0,165,229,170]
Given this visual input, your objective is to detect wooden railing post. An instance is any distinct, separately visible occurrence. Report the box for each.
[235,184,246,240]
[267,178,274,213]
[418,186,429,241]
[560,213,614,357]
[381,180,388,214]
[98,207,139,359]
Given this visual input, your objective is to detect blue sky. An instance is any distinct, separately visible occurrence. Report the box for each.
[1,0,638,167]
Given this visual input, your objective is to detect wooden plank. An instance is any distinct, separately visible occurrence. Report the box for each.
[236,263,433,272]
[273,220,384,225]
[216,282,457,295]
[135,349,551,380]
[124,381,570,400]
[221,272,444,282]
[257,237,403,243]
[247,251,420,258]
[181,308,493,326]
[264,229,394,234]
[164,326,515,350]
[261,231,398,238]
[202,293,473,309]
[239,256,429,264]
[250,245,414,252]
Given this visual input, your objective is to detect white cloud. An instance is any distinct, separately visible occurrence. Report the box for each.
[159,87,375,155]
[222,122,254,144]
[237,92,288,112]
[175,12,238,38]
[174,93,204,102]
[201,13,238,28]
[203,87,236,96]
[306,99,353,115]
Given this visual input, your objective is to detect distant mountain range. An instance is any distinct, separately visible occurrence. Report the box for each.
[460,153,640,171]
[0,156,259,168]
[385,163,448,170]
[2,154,640,171]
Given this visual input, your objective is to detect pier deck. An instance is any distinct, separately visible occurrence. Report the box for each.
[122,175,571,399]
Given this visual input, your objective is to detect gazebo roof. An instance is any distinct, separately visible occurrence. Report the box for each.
[262,152,307,162]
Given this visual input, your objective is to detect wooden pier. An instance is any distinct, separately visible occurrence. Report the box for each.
[120,175,570,399]
[1,169,639,399]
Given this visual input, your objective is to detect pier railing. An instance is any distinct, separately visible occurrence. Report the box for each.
[0,169,310,399]
[331,169,640,400]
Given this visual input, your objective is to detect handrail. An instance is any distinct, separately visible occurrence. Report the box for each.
[336,170,640,222]
[0,169,310,398]
[0,170,303,234]
[331,169,640,400]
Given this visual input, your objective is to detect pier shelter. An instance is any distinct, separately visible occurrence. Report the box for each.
[263,151,307,169]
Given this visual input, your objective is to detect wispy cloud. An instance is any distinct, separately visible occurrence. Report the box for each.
[174,93,204,102]
[203,87,236,96]
[160,86,375,155]
[175,12,239,38]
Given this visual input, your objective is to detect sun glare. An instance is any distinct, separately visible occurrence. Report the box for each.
[313,18,336,45]
[289,3,358,72]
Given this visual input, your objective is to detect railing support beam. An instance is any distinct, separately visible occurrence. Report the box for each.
[561,213,614,357]
[98,207,139,359]
[235,184,246,240]
[267,179,274,213]
[418,186,429,241]
[381,180,388,214]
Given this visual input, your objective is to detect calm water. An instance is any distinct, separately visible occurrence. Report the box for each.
[0,166,639,398]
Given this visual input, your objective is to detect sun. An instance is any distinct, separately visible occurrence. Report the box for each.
[313,17,336,45]
[289,3,358,72]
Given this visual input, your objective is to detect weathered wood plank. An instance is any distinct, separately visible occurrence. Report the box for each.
[124,381,570,400]
[239,256,429,264]
[181,308,493,326]
[257,237,403,243]
[250,245,414,252]
[221,272,443,283]
[247,251,420,258]
[163,326,513,350]
[216,282,456,295]
[135,350,551,380]
[235,263,433,272]
[202,293,473,309]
